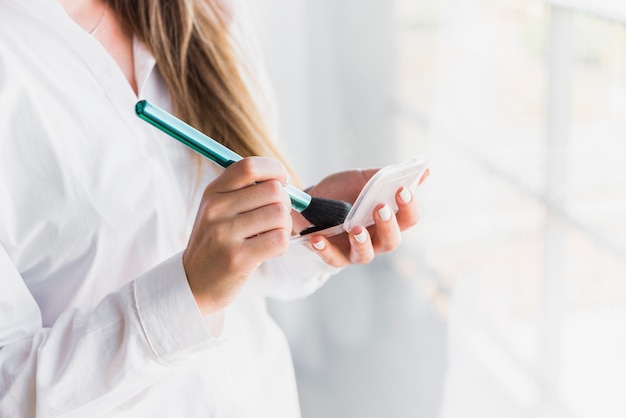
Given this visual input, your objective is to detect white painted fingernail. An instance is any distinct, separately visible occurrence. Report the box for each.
[354,229,367,243]
[399,187,412,203]
[313,240,326,250]
[378,204,392,221]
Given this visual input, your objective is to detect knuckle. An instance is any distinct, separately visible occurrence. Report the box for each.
[236,158,259,178]
[351,250,374,265]
[408,204,421,222]
[265,202,292,225]
[223,250,240,269]
[237,157,254,171]
[209,221,232,246]
[268,229,290,255]
[265,157,287,176]
[200,189,222,211]
[237,157,286,182]
[275,230,291,249]
[275,201,292,218]
[265,179,285,196]
[381,236,402,253]
[404,215,419,229]
[200,199,223,223]
[201,185,212,200]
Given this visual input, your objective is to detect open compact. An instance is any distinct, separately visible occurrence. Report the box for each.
[291,158,429,244]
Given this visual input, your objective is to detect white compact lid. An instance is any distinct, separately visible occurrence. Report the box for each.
[291,157,428,243]
[342,158,428,231]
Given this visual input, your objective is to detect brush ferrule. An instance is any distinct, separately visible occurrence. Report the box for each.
[285,184,311,212]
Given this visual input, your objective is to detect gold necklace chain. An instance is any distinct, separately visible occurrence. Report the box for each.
[89,3,106,35]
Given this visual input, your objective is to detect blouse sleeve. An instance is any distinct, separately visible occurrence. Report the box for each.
[0,247,218,417]
[249,242,343,301]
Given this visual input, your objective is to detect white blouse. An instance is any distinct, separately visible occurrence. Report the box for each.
[0,0,339,416]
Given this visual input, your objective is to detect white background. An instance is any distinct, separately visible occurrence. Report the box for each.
[245,0,626,417]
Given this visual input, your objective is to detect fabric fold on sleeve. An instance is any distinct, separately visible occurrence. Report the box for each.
[134,251,223,363]
[250,242,344,300]
[0,250,224,417]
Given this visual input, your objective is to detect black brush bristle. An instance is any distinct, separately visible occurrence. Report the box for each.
[300,197,352,231]
[299,224,332,236]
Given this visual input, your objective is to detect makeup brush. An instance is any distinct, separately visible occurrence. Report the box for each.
[135,100,351,230]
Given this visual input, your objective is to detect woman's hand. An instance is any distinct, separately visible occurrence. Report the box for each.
[183,157,293,316]
[300,168,429,268]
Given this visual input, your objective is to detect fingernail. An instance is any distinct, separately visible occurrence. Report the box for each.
[354,229,367,243]
[313,240,326,251]
[399,187,412,203]
[378,204,392,221]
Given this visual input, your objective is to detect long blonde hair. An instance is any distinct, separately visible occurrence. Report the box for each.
[107,0,295,179]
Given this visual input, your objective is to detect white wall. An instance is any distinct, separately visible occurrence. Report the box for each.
[242,1,626,417]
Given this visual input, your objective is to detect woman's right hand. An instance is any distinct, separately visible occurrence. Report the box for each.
[182,157,293,316]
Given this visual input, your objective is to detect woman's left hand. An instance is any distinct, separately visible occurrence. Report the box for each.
[297,168,429,268]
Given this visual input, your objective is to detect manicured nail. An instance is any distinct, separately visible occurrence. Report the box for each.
[399,187,412,203]
[313,240,326,251]
[354,229,367,243]
[378,204,392,221]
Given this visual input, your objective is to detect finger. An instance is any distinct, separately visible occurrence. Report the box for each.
[194,189,291,250]
[347,226,375,264]
[307,236,351,268]
[308,225,378,267]
[206,200,291,243]
[394,187,420,231]
[237,200,293,239]
[243,227,292,260]
[198,203,292,269]
[200,178,291,226]
[215,157,289,192]
[370,203,402,254]
[230,179,291,215]
[418,167,430,185]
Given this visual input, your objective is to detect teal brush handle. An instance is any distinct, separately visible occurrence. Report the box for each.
[135,100,311,212]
